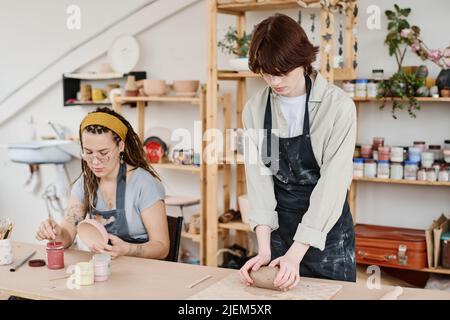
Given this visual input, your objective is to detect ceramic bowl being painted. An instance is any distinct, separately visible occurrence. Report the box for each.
[77,219,108,249]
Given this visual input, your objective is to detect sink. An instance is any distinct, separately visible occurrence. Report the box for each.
[6,140,80,164]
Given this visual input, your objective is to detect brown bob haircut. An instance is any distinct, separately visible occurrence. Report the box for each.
[249,13,319,76]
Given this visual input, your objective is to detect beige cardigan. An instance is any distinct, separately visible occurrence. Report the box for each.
[242,71,356,251]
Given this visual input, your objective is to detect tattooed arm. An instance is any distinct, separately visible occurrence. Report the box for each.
[36,195,86,248]
[58,196,87,248]
[113,201,169,259]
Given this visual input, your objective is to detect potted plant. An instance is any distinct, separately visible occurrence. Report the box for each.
[378,4,425,118]
[398,21,450,95]
[218,27,252,71]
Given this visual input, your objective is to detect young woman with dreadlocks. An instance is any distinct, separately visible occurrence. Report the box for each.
[36,107,169,260]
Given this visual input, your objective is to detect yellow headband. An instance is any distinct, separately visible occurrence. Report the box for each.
[80,112,128,141]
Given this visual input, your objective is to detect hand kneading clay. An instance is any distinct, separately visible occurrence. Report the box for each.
[249,266,280,290]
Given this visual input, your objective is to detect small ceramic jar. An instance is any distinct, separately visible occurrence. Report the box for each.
[390,147,404,162]
[361,144,373,159]
[429,145,443,162]
[417,167,427,181]
[408,147,421,163]
[364,159,377,178]
[92,253,111,282]
[390,162,403,180]
[46,242,64,270]
[404,161,418,180]
[0,239,13,266]
[353,158,364,177]
[355,79,368,98]
[372,137,385,151]
[421,151,434,168]
[372,69,384,81]
[378,146,390,161]
[426,168,437,182]
[367,80,379,98]
[438,167,449,182]
[413,141,427,153]
[377,160,390,179]
[354,145,361,158]
[75,262,94,286]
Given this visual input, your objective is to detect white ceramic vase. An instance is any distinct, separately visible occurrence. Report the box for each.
[229,57,249,71]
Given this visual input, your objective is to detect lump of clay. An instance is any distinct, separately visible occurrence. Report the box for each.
[249,266,280,290]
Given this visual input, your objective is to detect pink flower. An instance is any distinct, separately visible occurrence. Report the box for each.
[411,40,421,53]
[443,48,450,58]
[428,49,442,62]
[400,28,412,38]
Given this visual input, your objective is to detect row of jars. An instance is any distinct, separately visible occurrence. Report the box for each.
[353,158,449,182]
[355,139,450,166]
[342,70,385,98]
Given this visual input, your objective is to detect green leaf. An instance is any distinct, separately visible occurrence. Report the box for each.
[387,21,396,30]
[385,10,395,19]
[394,4,400,12]
[401,8,411,16]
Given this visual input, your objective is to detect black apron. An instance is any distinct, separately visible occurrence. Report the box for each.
[89,162,147,244]
[261,74,356,282]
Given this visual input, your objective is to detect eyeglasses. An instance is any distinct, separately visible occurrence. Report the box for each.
[80,146,118,164]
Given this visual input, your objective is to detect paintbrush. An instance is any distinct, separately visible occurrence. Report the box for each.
[4,226,12,239]
[10,251,36,272]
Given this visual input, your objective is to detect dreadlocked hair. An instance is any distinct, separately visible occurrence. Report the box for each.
[76,107,160,213]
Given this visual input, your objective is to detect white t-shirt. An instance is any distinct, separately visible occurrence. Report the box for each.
[278,94,307,137]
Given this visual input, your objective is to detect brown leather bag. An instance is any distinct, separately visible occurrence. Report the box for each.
[355,224,427,270]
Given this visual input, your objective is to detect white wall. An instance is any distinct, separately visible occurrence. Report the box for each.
[0,1,449,260]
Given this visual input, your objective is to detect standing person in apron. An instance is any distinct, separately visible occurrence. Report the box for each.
[239,14,357,290]
[36,107,169,260]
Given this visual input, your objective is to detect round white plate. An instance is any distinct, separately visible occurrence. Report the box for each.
[108,35,140,74]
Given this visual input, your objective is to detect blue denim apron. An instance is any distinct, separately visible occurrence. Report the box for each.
[261,74,356,282]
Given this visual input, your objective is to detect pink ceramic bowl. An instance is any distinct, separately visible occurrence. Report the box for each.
[77,219,108,249]
[141,79,167,96]
[172,80,199,96]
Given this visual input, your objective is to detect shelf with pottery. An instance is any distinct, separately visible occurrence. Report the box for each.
[218,70,359,81]
[62,71,146,107]
[352,176,450,187]
[353,97,450,103]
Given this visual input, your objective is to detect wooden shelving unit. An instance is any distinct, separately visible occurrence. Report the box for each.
[113,93,204,141]
[152,163,201,173]
[206,0,358,267]
[112,90,207,264]
[353,97,450,103]
[352,176,450,187]
[349,97,450,276]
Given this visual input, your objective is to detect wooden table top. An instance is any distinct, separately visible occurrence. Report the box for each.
[1,242,449,300]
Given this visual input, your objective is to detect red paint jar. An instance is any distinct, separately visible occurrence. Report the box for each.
[378,146,390,161]
[46,242,65,270]
[372,137,385,151]
[361,144,373,159]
